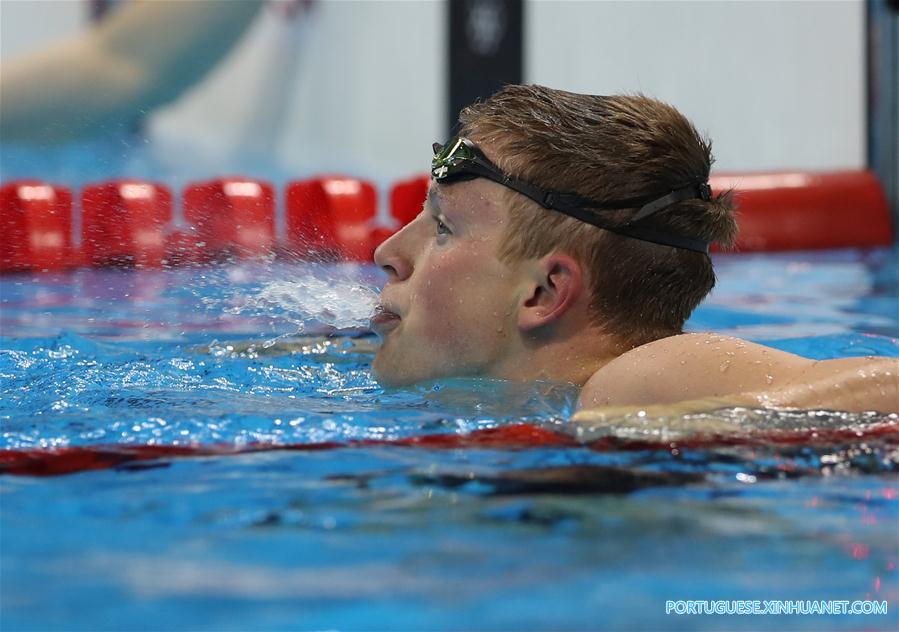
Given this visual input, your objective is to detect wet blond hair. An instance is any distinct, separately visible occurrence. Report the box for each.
[459,85,737,347]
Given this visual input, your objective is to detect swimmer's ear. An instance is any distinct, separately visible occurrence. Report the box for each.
[518,253,585,332]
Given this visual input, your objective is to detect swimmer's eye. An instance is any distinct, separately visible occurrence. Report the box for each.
[435,218,451,236]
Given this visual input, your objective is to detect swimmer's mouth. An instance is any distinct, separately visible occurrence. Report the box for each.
[370,306,401,334]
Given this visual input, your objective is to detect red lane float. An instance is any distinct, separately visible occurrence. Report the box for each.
[364,174,432,253]
[163,230,207,267]
[81,181,172,268]
[386,171,895,253]
[711,170,893,251]
[285,176,378,261]
[0,181,75,272]
[183,178,276,261]
[389,174,429,228]
[1,421,897,477]
[1,169,894,273]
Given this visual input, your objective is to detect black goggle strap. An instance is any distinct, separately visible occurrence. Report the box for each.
[537,194,712,254]
[432,139,712,254]
[550,183,713,253]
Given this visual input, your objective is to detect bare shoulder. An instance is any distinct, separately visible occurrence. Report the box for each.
[578,333,811,409]
[579,333,899,413]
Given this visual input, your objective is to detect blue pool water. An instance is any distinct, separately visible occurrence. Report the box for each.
[1,247,898,631]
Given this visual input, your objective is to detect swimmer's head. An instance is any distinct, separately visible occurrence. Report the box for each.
[372,84,737,386]
[459,85,737,345]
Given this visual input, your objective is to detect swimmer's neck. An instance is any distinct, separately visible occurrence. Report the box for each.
[487,326,630,386]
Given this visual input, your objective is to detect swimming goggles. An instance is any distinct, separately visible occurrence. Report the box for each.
[431,137,713,253]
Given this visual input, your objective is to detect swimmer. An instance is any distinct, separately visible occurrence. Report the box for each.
[0,0,267,142]
[370,85,899,416]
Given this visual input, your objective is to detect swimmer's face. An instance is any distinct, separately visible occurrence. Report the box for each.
[371,179,524,385]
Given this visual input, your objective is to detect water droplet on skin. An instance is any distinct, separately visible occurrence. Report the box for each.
[719,361,731,373]
[766,374,774,385]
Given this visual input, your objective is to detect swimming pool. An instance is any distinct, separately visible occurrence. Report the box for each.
[1,247,897,631]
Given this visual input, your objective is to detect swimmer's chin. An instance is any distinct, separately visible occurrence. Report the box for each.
[371,354,417,387]
[372,353,458,388]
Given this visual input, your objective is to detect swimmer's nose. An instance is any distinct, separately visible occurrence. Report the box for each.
[374,230,412,282]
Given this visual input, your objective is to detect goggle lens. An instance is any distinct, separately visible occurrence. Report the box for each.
[431,138,476,180]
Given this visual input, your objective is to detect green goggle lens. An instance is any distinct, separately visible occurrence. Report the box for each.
[431,138,476,180]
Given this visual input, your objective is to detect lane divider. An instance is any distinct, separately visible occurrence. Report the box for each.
[710,171,894,251]
[82,180,172,268]
[0,421,896,477]
[1,170,893,273]
[285,176,378,261]
[1,181,74,272]
[184,178,277,262]
[389,174,430,228]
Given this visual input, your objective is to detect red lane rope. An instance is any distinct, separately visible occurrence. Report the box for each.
[3,170,894,273]
[1,422,897,478]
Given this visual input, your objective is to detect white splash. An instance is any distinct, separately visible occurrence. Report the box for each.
[195,263,381,338]
[254,275,379,330]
